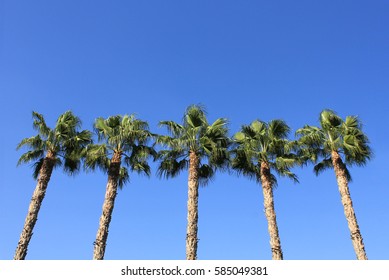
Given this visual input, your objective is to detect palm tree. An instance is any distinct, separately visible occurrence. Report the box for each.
[296,110,371,260]
[85,114,155,260]
[231,119,299,260]
[14,111,92,260]
[157,105,230,260]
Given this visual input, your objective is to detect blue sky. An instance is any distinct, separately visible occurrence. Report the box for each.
[1,1,388,260]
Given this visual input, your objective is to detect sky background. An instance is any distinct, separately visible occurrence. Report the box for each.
[1,1,388,260]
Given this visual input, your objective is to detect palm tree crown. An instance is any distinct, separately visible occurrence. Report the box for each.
[232,119,299,184]
[157,105,230,185]
[85,114,156,186]
[18,111,92,178]
[296,110,372,180]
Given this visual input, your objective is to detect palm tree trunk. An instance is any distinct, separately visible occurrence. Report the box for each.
[14,151,56,260]
[331,150,367,260]
[186,151,200,260]
[93,151,121,260]
[260,161,283,260]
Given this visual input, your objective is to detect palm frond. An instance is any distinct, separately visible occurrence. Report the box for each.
[320,109,342,130]
[198,164,215,186]
[250,120,266,136]
[130,161,151,176]
[209,118,228,130]
[32,111,51,137]
[32,158,45,180]
[270,161,299,183]
[268,119,290,139]
[62,129,92,157]
[269,173,278,187]
[343,115,360,130]
[240,123,258,140]
[343,127,372,166]
[208,146,230,169]
[159,121,184,138]
[57,111,82,129]
[94,117,114,142]
[296,125,324,147]
[63,151,82,175]
[53,157,63,170]
[184,105,208,129]
[84,144,110,172]
[75,129,93,146]
[17,149,45,166]
[124,145,154,176]
[230,148,257,180]
[157,157,188,179]
[275,156,298,170]
[17,135,44,151]
[54,112,82,144]
[118,167,130,189]
[313,158,333,176]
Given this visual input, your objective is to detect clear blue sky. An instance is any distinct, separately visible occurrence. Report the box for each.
[1,1,388,260]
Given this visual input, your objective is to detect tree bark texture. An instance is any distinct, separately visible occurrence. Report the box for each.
[14,151,56,260]
[93,151,122,260]
[186,151,200,260]
[331,150,368,260]
[260,161,283,260]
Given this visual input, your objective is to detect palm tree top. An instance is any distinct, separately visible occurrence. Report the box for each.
[156,105,230,185]
[296,109,372,179]
[158,105,229,152]
[17,111,92,179]
[235,119,290,150]
[232,119,299,185]
[94,114,152,150]
[158,105,229,150]
[85,114,156,188]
